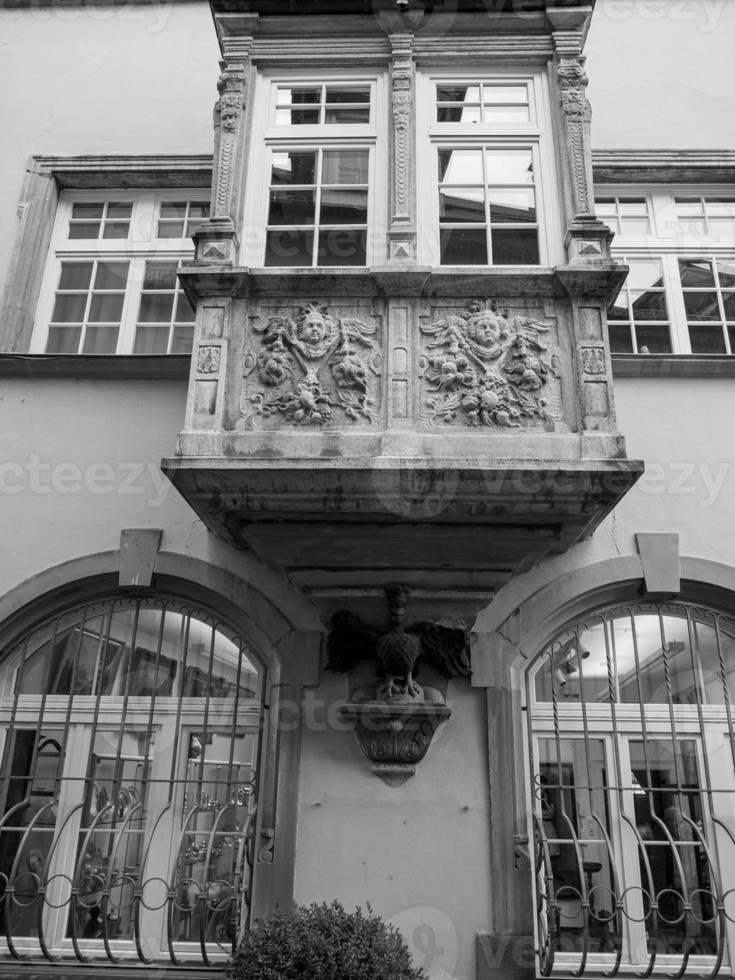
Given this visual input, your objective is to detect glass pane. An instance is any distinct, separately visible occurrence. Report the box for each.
[58,263,93,291]
[485,149,534,185]
[439,187,485,222]
[171,326,194,354]
[683,291,721,321]
[483,84,528,104]
[276,107,320,125]
[689,325,727,354]
[102,222,130,240]
[94,261,129,290]
[609,322,634,353]
[630,290,668,321]
[536,738,617,956]
[616,610,699,704]
[675,197,704,216]
[316,228,366,266]
[627,258,664,291]
[620,217,650,235]
[635,324,672,354]
[440,228,487,265]
[68,222,101,239]
[619,198,648,215]
[326,86,370,103]
[190,202,210,219]
[143,262,178,290]
[271,151,316,185]
[679,259,715,287]
[491,228,539,264]
[437,85,481,102]
[71,202,104,220]
[268,189,316,226]
[488,188,536,223]
[707,198,735,215]
[722,292,735,319]
[324,106,370,124]
[321,149,369,184]
[174,292,196,324]
[483,105,530,123]
[439,149,483,184]
[46,326,82,353]
[437,105,482,124]
[138,293,174,323]
[608,296,629,321]
[319,188,368,225]
[159,201,187,219]
[157,219,186,238]
[88,293,124,323]
[717,260,735,288]
[265,229,313,266]
[51,293,87,323]
[133,326,169,355]
[83,327,119,354]
[707,217,735,241]
[106,203,132,219]
[629,739,714,955]
[277,86,320,105]
[678,217,707,237]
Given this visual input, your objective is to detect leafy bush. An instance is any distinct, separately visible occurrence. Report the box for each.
[227,901,428,980]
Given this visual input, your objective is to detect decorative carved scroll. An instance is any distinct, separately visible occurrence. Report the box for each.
[557,53,593,217]
[390,35,413,223]
[418,300,559,430]
[241,304,382,427]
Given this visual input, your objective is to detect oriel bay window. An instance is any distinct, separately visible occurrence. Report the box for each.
[0,596,263,966]
[527,601,735,977]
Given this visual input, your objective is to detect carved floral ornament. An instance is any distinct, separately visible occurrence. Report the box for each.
[241,304,382,427]
[419,300,560,430]
[557,56,591,121]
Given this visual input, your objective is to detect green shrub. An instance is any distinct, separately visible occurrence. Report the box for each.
[227,901,428,980]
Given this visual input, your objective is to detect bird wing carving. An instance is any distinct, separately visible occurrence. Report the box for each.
[326,610,381,673]
[408,622,471,678]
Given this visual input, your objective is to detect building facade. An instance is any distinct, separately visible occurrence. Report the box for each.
[0,1,734,978]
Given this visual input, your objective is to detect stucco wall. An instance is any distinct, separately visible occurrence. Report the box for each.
[586,0,735,149]
[0,1,217,291]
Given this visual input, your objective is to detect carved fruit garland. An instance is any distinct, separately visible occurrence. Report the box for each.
[419,300,558,430]
[242,304,381,427]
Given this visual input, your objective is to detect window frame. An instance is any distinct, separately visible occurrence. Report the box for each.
[416,68,562,268]
[596,183,735,356]
[241,70,387,269]
[30,188,210,356]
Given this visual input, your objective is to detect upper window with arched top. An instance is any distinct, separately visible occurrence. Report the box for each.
[0,594,264,969]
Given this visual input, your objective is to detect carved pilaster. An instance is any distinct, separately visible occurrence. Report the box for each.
[196,36,252,266]
[554,33,595,224]
[388,34,416,262]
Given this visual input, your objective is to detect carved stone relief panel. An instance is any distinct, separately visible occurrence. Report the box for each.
[240,303,384,429]
[417,300,564,431]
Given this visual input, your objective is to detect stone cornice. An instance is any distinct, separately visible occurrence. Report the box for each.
[593,149,735,185]
[31,154,213,188]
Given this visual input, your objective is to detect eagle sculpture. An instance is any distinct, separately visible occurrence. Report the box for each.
[326,586,471,700]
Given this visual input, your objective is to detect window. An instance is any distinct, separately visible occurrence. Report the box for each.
[243,74,383,268]
[527,600,735,976]
[32,192,210,355]
[0,595,262,966]
[418,72,558,267]
[596,187,735,355]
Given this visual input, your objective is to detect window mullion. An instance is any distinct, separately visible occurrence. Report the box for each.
[666,254,693,354]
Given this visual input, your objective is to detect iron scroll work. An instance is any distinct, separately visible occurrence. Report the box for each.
[0,597,262,967]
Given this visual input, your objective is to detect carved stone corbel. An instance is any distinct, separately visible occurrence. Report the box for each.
[195,36,252,266]
[388,34,416,262]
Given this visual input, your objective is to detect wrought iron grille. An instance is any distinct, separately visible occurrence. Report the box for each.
[526,601,735,978]
[0,596,263,968]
